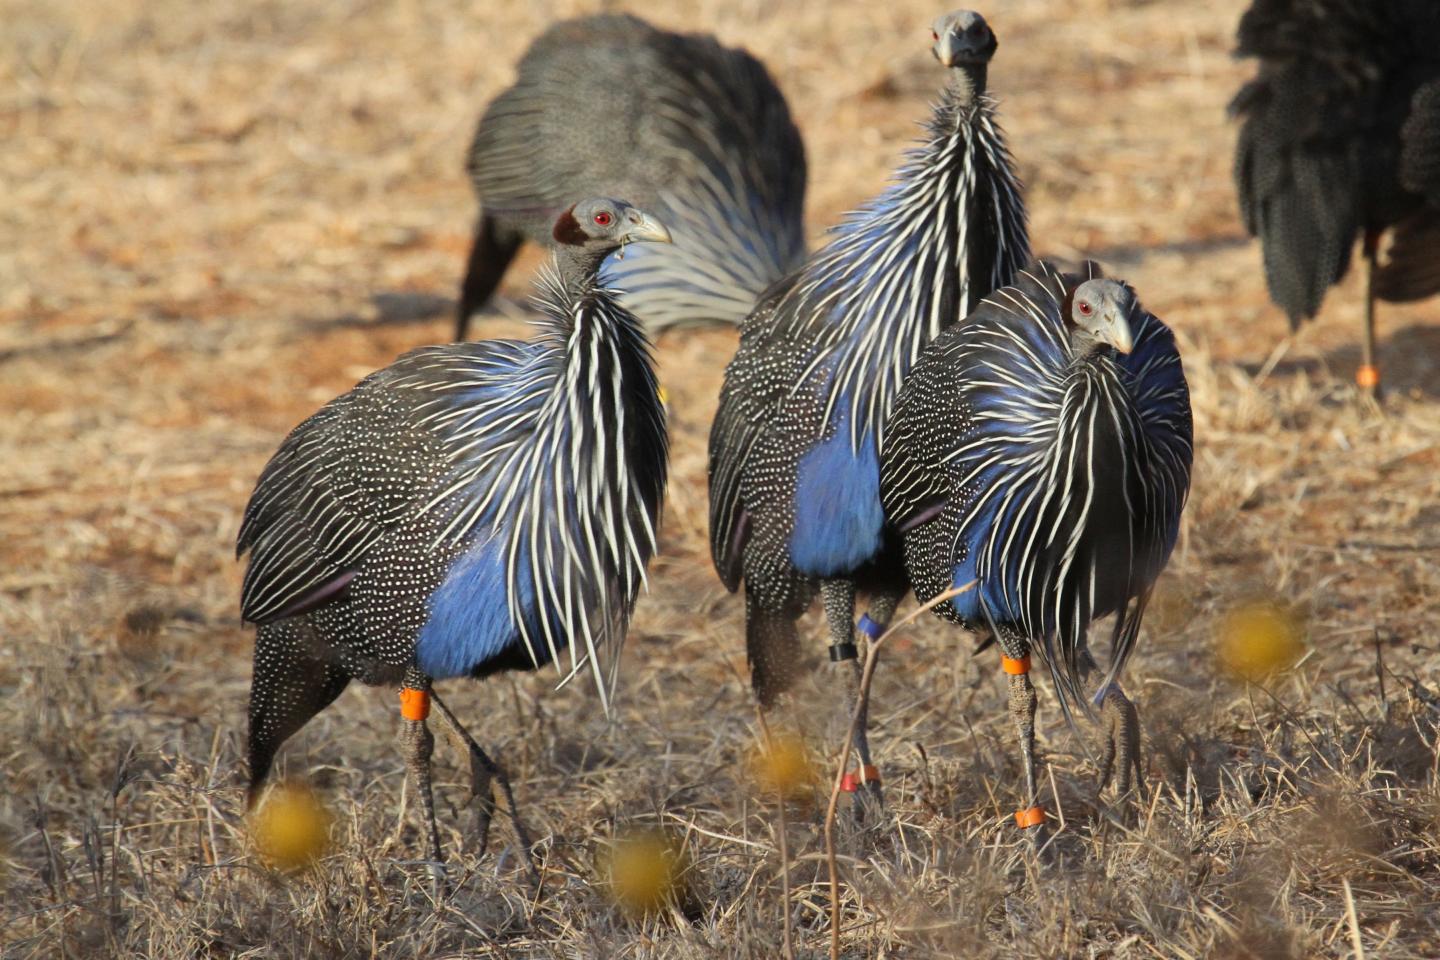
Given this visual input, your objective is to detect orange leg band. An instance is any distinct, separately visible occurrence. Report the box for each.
[399,687,431,721]
[840,764,882,793]
[1356,364,1380,390]
[1014,805,1047,829]
[1001,654,1031,675]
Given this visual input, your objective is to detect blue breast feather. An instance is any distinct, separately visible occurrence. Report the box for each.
[416,536,550,679]
[942,299,1189,628]
[778,192,930,577]
[790,427,886,577]
[408,342,561,680]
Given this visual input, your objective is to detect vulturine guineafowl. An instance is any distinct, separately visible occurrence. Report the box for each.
[238,199,671,874]
[708,10,1028,813]
[456,13,806,339]
[1230,0,1440,395]
[880,261,1192,834]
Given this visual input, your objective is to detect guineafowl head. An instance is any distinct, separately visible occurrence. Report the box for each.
[931,10,997,69]
[553,198,672,267]
[1066,279,1136,357]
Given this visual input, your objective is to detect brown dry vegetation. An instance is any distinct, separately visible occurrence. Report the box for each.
[3,0,1440,956]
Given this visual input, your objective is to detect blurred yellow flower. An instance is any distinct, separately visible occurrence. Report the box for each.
[600,829,688,916]
[251,783,333,870]
[1217,599,1306,683]
[750,733,815,802]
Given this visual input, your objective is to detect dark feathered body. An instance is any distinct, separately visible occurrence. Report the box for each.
[708,77,1029,703]
[240,262,667,791]
[1231,0,1440,322]
[880,261,1192,711]
[461,14,806,331]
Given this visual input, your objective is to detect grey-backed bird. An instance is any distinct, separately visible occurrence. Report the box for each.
[708,10,1028,812]
[238,199,670,870]
[1230,0,1440,395]
[456,13,806,338]
[880,261,1192,832]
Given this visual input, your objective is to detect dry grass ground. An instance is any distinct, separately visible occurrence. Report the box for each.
[3,0,1440,956]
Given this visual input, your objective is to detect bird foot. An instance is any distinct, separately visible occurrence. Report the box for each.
[1020,819,1050,857]
[844,774,886,831]
[1096,684,1142,800]
[428,690,542,891]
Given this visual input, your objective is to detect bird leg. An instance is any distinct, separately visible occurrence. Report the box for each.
[864,589,904,641]
[996,633,1047,843]
[821,578,883,823]
[1080,652,1142,798]
[428,690,541,889]
[1359,229,1382,397]
[399,669,445,892]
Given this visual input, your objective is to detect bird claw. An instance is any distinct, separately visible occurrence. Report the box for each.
[426,692,542,890]
[1096,684,1142,798]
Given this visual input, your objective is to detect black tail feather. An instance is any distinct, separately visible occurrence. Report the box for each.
[1376,212,1440,303]
[744,585,803,710]
[247,623,352,805]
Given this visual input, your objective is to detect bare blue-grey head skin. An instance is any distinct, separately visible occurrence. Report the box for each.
[1069,278,1137,356]
[931,9,998,96]
[553,197,672,265]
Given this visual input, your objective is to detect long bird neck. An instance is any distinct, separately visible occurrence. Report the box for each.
[554,245,613,285]
[814,73,1029,449]
[948,63,987,104]
[537,258,656,399]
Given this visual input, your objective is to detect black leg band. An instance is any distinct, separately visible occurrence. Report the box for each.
[829,641,859,662]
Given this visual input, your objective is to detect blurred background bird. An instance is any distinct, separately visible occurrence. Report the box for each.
[1230,0,1440,396]
[238,198,670,873]
[707,9,1029,814]
[455,13,807,339]
[880,261,1192,831]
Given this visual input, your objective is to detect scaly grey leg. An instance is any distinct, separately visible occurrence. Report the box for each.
[821,578,883,822]
[399,668,445,894]
[429,690,541,889]
[1080,651,1142,797]
[996,629,1047,843]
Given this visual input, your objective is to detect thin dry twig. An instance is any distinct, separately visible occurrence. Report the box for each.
[1342,877,1366,960]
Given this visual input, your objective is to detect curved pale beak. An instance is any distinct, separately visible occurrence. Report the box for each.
[1104,308,1134,355]
[934,35,959,68]
[623,211,672,245]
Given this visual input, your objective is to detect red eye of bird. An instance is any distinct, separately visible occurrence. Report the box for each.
[1078,301,1093,317]
[593,211,612,226]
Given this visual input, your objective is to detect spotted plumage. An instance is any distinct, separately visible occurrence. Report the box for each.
[239,200,670,827]
[707,11,1029,713]
[456,13,806,337]
[880,260,1192,811]
[882,260,1191,705]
